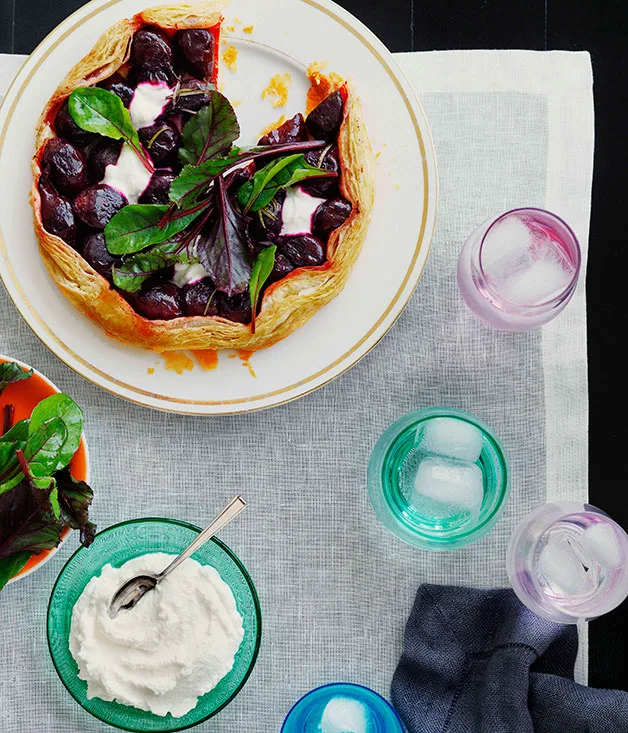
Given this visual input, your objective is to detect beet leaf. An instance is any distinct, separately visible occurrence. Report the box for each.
[197,176,252,296]
[237,154,336,214]
[179,91,240,166]
[55,467,96,547]
[0,362,33,396]
[249,245,276,334]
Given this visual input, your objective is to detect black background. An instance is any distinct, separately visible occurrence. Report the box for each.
[1,0,626,691]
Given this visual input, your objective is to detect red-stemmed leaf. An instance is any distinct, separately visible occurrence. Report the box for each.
[197,176,252,296]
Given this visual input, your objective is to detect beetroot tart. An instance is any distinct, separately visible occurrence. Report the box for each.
[31,2,375,351]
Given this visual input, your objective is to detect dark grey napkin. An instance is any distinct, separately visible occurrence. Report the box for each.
[391,585,628,733]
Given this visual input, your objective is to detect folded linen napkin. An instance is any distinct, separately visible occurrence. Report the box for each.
[391,585,628,733]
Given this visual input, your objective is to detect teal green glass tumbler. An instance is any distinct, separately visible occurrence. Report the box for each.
[367,407,510,550]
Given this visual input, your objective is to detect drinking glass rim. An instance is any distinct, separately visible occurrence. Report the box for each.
[477,207,582,310]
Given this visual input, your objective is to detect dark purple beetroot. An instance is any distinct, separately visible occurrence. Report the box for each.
[266,252,295,284]
[98,72,135,107]
[41,138,88,196]
[139,172,175,205]
[131,28,173,70]
[225,162,255,192]
[85,138,123,182]
[54,99,96,144]
[132,282,183,320]
[169,79,212,114]
[312,198,352,240]
[130,64,177,86]
[83,233,120,278]
[306,91,344,142]
[182,277,219,317]
[175,29,215,78]
[73,184,127,230]
[249,190,285,241]
[258,114,307,146]
[302,145,340,198]
[139,122,180,166]
[277,234,325,268]
[216,291,252,324]
[39,177,77,247]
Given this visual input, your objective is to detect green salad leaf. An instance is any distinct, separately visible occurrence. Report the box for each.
[0,453,63,563]
[29,394,83,472]
[0,362,95,591]
[105,204,202,255]
[249,245,276,334]
[112,241,193,293]
[179,91,240,166]
[0,552,31,591]
[197,175,252,296]
[55,467,96,547]
[23,417,67,479]
[68,87,153,172]
[236,154,334,214]
[0,362,33,396]
[169,153,241,209]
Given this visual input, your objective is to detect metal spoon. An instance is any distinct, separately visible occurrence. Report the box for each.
[108,496,247,618]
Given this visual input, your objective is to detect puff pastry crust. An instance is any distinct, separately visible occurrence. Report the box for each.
[31,2,375,351]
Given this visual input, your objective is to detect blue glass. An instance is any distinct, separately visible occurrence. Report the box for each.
[282,683,404,732]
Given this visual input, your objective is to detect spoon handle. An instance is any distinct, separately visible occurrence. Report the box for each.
[158,496,247,581]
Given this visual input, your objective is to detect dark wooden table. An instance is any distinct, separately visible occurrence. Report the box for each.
[1,0,626,692]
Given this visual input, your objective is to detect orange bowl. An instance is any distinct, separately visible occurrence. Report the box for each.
[0,355,89,582]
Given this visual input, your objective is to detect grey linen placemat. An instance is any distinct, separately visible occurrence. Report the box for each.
[0,50,592,731]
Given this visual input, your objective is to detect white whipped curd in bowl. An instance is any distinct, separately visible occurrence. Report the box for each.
[69,552,244,718]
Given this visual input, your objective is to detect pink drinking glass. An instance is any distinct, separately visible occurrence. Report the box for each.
[457,207,582,331]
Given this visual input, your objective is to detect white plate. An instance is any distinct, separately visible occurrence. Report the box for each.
[0,0,437,415]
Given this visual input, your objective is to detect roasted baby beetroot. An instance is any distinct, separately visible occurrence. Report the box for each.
[303,145,340,198]
[306,91,344,142]
[73,184,127,230]
[130,64,177,86]
[139,172,175,205]
[41,138,88,196]
[266,252,295,284]
[131,28,173,70]
[83,233,119,278]
[169,79,212,114]
[132,282,183,320]
[54,99,95,144]
[139,122,180,167]
[182,277,219,317]
[175,29,215,78]
[39,177,77,247]
[98,72,135,107]
[312,198,352,240]
[249,190,285,241]
[85,138,123,182]
[277,234,325,267]
[216,291,252,324]
[258,114,307,146]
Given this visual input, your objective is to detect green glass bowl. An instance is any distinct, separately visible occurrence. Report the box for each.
[47,518,262,732]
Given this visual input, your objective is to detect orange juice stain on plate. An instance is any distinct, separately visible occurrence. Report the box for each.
[193,350,219,371]
[223,45,238,71]
[160,351,194,374]
[0,359,87,577]
[262,73,291,108]
[259,114,286,139]
[228,350,257,377]
[306,62,344,114]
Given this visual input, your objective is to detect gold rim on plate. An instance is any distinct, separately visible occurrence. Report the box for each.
[0,0,437,413]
